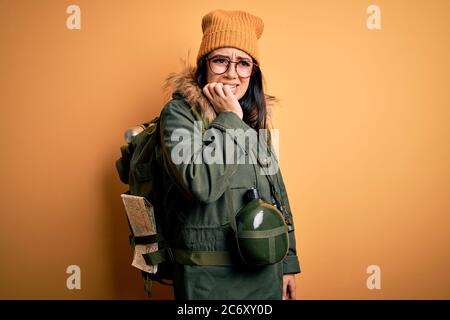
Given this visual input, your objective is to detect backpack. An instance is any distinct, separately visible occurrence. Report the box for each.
[115,116,173,297]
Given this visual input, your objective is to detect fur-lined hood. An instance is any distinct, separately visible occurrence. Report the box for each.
[163,65,277,127]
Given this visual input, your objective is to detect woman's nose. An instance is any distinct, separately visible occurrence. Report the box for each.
[224,62,239,79]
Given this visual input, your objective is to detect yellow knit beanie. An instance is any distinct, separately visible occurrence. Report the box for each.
[197,9,264,65]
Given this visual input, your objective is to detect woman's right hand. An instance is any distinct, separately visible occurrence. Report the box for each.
[202,82,243,119]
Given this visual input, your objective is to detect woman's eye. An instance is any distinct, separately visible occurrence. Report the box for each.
[239,61,251,67]
[212,58,227,64]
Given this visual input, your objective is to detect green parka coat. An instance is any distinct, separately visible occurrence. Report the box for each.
[157,66,301,300]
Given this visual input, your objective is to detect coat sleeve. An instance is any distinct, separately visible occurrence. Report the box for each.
[159,99,252,203]
[275,164,302,274]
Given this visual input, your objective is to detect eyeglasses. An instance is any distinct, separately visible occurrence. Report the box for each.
[206,55,258,78]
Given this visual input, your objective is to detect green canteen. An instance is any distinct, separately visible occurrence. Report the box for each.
[235,188,289,266]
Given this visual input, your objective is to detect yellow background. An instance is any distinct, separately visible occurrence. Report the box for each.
[1,0,449,299]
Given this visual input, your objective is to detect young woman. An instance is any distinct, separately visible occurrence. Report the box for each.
[158,9,301,300]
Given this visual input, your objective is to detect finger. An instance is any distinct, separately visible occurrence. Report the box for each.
[214,83,227,99]
[290,282,297,300]
[222,84,234,98]
[203,84,213,101]
[282,278,288,300]
[288,279,296,300]
[207,82,218,99]
[206,82,219,100]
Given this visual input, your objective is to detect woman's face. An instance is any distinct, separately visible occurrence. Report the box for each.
[206,47,253,100]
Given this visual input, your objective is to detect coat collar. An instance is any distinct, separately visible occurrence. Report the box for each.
[163,65,276,128]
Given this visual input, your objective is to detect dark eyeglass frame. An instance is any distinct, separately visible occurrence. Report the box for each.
[206,55,259,78]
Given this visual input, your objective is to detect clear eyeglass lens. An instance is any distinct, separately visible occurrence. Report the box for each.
[209,58,253,77]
